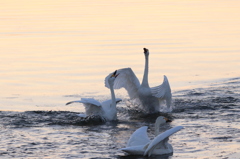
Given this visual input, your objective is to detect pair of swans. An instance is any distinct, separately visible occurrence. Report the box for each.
[105,48,172,113]
[121,116,183,156]
[66,70,121,121]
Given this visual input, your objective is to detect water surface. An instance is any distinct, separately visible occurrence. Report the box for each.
[1,0,239,111]
[0,0,240,158]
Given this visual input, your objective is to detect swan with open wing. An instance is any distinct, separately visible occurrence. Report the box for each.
[105,48,172,113]
[121,116,183,156]
[66,70,121,121]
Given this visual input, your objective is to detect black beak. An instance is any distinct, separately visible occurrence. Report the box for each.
[166,119,172,122]
[143,48,148,53]
[164,117,172,122]
[113,70,117,76]
[111,70,119,78]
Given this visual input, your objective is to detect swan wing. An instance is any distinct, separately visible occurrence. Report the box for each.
[66,98,101,107]
[115,98,122,104]
[127,126,150,147]
[120,145,146,155]
[151,75,172,106]
[105,68,140,99]
[101,98,122,108]
[66,98,102,116]
[144,126,184,157]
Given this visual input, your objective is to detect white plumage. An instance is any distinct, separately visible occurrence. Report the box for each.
[121,116,183,156]
[66,71,121,121]
[105,48,172,113]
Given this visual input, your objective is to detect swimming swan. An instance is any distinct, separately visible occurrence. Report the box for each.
[66,70,121,121]
[105,48,172,113]
[121,116,183,156]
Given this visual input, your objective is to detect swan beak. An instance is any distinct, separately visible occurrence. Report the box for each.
[143,48,148,53]
[111,70,119,77]
[164,117,172,122]
[111,73,119,78]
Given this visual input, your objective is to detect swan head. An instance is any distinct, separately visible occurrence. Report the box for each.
[143,48,149,56]
[155,116,172,136]
[108,70,119,85]
[155,116,172,126]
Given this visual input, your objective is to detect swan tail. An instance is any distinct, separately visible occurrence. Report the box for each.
[120,145,146,155]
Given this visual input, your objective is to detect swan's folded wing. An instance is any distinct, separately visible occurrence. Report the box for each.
[151,75,172,105]
[105,68,141,99]
[144,126,184,157]
[127,126,150,147]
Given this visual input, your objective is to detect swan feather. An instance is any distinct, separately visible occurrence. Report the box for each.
[105,68,140,99]
[144,126,184,156]
[121,145,148,155]
[126,126,150,147]
[66,98,101,107]
[151,75,172,107]
[151,75,171,99]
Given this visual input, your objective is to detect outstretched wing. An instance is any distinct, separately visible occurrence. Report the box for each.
[144,126,184,157]
[151,75,172,107]
[127,126,150,147]
[101,98,122,108]
[66,98,101,106]
[66,98,102,116]
[105,68,140,99]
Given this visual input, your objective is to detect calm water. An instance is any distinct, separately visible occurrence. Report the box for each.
[0,0,240,158]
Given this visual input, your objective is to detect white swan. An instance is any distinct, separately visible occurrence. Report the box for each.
[121,116,183,156]
[66,70,121,121]
[105,48,172,113]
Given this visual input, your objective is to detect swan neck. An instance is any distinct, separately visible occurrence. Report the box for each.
[109,84,116,108]
[142,54,149,87]
[155,120,160,136]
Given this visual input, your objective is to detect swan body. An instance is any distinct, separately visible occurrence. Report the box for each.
[105,48,172,113]
[121,116,183,156]
[66,71,121,121]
